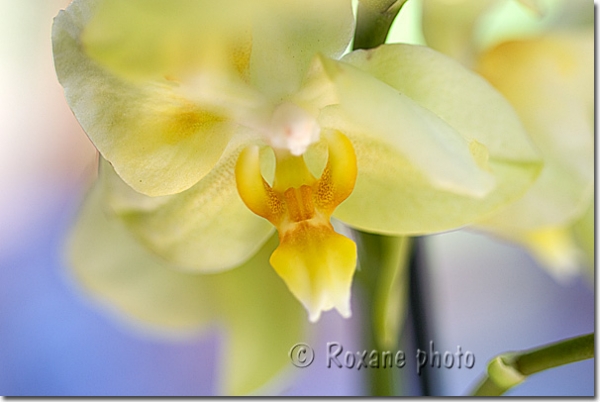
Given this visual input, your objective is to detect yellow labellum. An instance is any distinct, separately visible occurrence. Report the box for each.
[235,131,358,321]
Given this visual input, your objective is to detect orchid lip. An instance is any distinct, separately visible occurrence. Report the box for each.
[235,130,358,320]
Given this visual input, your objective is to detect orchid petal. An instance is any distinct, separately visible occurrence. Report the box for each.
[248,0,354,100]
[53,0,263,197]
[68,185,306,395]
[216,239,306,395]
[342,45,541,161]
[76,0,255,81]
[520,226,584,281]
[68,184,214,331]
[318,54,496,198]
[475,33,593,232]
[314,45,541,234]
[515,0,547,17]
[100,138,274,273]
[572,202,594,278]
[421,0,497,65]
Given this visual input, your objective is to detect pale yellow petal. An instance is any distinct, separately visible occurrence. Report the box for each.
[521,226,584,281]
[334,134,540,234]
[215,236,307,395]
[317,54,497,198]
[100,141,274,273]
[67,183,215,331]
[79,0,255,81]
[314,46,541,234]
[572,201,594,279]
[249,0,354,100]
[421,0,498,65]
[476,33,593,231]
[53,0,246,196]
[515,0,547,17]
[342,44,540,162]
[68,185,306,394]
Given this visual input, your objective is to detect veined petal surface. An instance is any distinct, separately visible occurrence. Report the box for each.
[100,135,274,273]
[342,45,539,162]
[53,0,255,196]
[316,45,541,234]
[318,55,496,199]
[77,0,256,81]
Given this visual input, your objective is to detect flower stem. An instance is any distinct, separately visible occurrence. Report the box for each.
[355,232,412,396]
[353,0,407,50]
[470,333,594,396]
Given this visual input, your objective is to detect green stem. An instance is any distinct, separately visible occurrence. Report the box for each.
[351,1,410,396]
[353,0,407,50]
[355,232,412,396]
[470,333,594,396]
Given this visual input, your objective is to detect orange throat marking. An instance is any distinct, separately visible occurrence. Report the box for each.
[234,130,359,321]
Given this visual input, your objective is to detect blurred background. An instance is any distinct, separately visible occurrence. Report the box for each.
[0,0,593,396]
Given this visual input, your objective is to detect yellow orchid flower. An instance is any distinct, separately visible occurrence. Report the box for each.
[421,0,594,279]
[475,31,594,280]
[421,0,592,66]
[54,0,542,322]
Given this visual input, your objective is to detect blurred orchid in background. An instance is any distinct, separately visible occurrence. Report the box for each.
[422,0,594,281]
